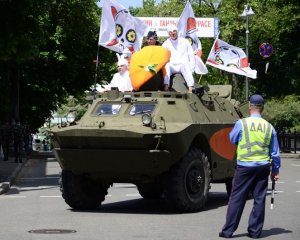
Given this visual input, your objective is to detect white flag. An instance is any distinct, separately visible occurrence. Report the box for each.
[206,38,257,79]
[177,1,208,75]
[98,0,148,54]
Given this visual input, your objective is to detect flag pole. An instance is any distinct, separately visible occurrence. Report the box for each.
[205,31,220,64]
[93,40,100,100]
[197,74,203,85]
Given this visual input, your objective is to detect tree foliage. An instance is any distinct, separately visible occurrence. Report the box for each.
[0,0,100,131]
[263,95,300,131]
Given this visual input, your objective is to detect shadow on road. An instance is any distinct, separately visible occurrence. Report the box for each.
[69,191,229,215]
[233,227,292,239]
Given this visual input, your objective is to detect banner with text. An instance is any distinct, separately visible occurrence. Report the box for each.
[138,17,218,38]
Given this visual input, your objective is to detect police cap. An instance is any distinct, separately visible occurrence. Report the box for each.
[249,94,264,106]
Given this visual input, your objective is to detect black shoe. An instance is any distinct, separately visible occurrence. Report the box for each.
[219,232,232,238]
[248,233,260,238]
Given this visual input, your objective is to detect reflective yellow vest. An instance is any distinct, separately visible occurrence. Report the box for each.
[237,117,272,161]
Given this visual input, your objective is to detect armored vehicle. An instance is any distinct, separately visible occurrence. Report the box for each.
[49,78,245,213]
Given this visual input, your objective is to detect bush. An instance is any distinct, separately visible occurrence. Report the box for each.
[263,95,300,132]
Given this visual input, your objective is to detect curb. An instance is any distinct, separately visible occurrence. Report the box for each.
[0,182,10,194]
[0,151,55,195]
[0,159,28,195]
[280,153,300,159]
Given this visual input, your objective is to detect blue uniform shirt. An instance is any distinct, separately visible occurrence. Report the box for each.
[230,113,281,173]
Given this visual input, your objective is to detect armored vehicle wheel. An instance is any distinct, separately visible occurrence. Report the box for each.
[137,182,163,199]
[163,148,211,212]
[60,170,109,210]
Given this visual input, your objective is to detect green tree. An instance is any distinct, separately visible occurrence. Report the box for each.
[203,0,300,99]
[0,0,100,131]
[264,95,300,131]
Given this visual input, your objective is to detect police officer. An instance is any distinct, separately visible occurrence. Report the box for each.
[219,94,281,239]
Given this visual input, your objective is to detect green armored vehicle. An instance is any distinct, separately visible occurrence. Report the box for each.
[49,78,244,212]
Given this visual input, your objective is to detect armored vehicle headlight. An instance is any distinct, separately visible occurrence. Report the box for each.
[141,113,152,126]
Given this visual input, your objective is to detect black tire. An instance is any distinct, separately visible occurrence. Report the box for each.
[60,170,109,210]
[137,182,163,199]
[163,148,211,212]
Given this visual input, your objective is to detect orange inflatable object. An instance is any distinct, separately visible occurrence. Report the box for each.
[129,46,170,91]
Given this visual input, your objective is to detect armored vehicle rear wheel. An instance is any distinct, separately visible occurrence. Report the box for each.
[60,170,109,210]
[137,182,163,199]
[163,148,211,212]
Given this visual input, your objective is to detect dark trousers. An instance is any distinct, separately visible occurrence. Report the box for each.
[221,164,270,238]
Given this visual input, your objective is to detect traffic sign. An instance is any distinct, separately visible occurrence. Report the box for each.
[259,42,273,58]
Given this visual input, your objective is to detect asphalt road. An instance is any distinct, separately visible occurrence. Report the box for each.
[0,156,299,240]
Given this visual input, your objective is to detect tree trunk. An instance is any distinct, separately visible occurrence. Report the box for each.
[7,63,20,121]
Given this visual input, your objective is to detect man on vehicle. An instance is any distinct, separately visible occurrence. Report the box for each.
[219,94,281,239]
[162,25,195,93]
[110,58,133,92]
[142,31,161,47]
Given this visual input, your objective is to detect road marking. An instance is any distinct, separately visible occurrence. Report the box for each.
[40,196,62,198]
[39,194,114,198]
[267,190,284,193]
[268,181,284,184]
[0,195,26,198]
[296,181,300,183]
[291,164,300,167]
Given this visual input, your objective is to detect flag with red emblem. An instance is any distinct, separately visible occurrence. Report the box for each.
[177,1,208,74]
[98,0,148,54]
[206,38,257,79]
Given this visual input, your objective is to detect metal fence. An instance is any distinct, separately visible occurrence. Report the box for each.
[278,131,300,153]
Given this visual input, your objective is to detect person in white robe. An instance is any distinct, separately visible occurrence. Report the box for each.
[110,58,133,92]
[97,58,132,93]
[162,25,195,93]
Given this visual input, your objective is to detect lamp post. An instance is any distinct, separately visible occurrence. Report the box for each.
[241,1,254,100]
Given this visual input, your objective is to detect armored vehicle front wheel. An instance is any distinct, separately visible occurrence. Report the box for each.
[163,148,211,212]
[60,170,109,210]
[136,182,163,199]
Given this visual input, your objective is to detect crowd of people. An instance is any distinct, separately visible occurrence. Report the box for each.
[0,119,32,163]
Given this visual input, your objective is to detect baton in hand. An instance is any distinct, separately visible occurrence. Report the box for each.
[270,178,275,210]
